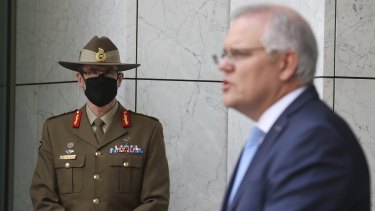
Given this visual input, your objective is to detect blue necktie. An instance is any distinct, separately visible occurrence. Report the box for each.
[228,126,264,204]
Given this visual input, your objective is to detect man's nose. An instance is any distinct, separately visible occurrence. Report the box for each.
[219,58,234,73]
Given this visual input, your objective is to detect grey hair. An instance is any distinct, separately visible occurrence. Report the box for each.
[232,4,318,84]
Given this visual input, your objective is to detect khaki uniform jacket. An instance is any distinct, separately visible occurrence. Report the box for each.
[30,103,170,211]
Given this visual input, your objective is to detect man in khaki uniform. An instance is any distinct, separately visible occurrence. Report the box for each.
[30,36,170,211]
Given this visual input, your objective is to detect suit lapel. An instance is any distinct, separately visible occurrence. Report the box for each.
[222,152,243,211]
[99,104,128,148]
[72,105,98,147]
[229,116,289,209]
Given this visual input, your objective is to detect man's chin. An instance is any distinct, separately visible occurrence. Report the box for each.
[222,96,235,108]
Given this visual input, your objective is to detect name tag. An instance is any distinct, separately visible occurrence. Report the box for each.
[59,155,77,160]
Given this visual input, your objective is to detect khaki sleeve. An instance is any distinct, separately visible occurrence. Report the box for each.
[30,121,65,211]
[133,121,170,211]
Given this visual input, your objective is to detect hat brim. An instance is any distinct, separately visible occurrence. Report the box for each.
[58,61,140,72]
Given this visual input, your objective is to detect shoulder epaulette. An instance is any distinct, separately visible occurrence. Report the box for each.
[47,110,76,121]
[128,110,159,122]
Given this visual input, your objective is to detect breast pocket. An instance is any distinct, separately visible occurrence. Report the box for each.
[54,155,85,193]
[108,155,143,193]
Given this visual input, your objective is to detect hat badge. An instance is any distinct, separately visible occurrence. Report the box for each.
[96,47,107,62]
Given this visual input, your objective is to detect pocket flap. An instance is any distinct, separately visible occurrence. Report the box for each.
[54,155,85,168]
[109,155,142,168]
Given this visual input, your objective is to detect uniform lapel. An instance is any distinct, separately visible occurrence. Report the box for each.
[99,104,128,148]
[72,105,98,147]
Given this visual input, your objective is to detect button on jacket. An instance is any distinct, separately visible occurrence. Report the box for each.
[30,103,170,211]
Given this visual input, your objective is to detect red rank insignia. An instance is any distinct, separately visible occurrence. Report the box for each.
[72,110,83,128]
[121,111,131,128]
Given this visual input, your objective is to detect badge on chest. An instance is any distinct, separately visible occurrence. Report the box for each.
[60,142,76,159]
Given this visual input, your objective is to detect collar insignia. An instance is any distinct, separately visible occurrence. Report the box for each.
[121,111,131,128]
[72,110,83,128]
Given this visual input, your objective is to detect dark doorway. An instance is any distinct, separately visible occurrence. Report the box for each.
[0,0,15,209]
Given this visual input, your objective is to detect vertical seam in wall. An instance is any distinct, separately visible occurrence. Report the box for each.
[333,0,337,112]
[8,0,17,208]
[5,0,12,209]
[135,0,139,113]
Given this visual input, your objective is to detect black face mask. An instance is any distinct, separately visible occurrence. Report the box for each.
[84,74,118,107]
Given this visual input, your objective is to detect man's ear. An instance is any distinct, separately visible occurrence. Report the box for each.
[77,73,85,89]
[117,72,124,88]
[279,50,298,82]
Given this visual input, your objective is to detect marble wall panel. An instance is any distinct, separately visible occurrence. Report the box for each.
[37,0,137,83]
[335,79,375,210]
[122,0,138,66]
[115,79,137,111]
[16,0,37,84]
[35,83,81,153]
[227,109,255,182]
[13,86,37,211]
[336,0,375,77]
[137,80,226,211]
[313,78,334,108]
[324,0,336,77]
[230,0,325,76]
[137,0,229,80]
[334,79,375,209]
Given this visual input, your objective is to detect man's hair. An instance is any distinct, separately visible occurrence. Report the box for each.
[232,4,318,84]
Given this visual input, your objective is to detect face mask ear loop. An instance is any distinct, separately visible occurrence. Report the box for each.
[79,70,87,89]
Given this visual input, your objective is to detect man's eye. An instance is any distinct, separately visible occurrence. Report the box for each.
[88,70,98,74]
[231,50,245,57]
[221,51,227,58]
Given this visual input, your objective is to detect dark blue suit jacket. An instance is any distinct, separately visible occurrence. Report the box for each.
[222,86,370,211]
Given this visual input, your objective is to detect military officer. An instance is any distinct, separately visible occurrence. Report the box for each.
[30,36,170,211]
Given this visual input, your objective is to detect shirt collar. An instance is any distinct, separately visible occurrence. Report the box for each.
[257,86,307,133]
[86,102,118,127]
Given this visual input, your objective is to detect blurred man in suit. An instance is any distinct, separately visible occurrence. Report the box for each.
[30,36,169,211]
[214,4,370,211]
